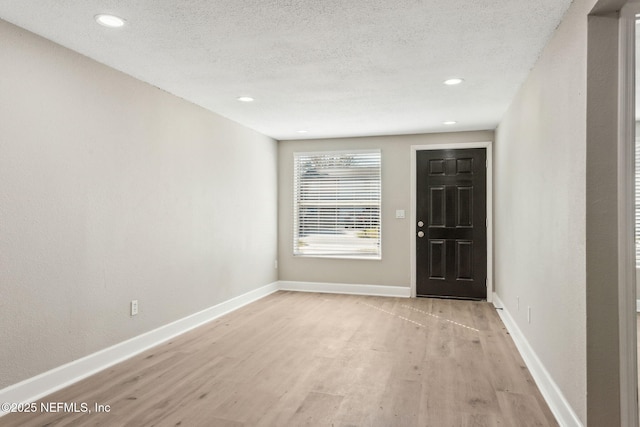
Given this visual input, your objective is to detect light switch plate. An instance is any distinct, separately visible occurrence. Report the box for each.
[395,209,405,219]
[131,300,138,316]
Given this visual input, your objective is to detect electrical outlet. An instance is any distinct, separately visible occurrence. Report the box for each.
[527,306,531,323]
[131,300,138,316]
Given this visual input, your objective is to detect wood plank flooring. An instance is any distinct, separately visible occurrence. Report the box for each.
[1,291,558,426]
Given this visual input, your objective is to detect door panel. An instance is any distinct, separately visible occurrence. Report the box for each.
[429,240,446,279]
[457,187,473,227]
[416,148,487,299]
[456,240,473,280]
[429,187,445,226]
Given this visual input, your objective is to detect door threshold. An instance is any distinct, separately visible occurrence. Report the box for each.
[416,294,486,302]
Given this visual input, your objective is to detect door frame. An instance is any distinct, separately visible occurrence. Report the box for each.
[618,2,639,425]
[410,141,493,300]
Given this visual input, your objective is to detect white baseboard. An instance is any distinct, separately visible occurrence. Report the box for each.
[492,293,583,427]
[278,280,411,298]
[0,282,279,416]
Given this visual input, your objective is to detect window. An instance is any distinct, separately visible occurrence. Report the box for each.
[293,150,381,259]
[636,133,640,267]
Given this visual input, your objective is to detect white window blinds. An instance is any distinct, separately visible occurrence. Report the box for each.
[636,135,640,267]
[293,150,381,259]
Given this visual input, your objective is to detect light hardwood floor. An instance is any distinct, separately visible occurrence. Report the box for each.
[2,291,558,426]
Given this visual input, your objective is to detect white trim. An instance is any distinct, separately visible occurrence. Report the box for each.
[0,282,279,416]
[278,280,411,297]
[410,141,493,301]
[619,3,639,426]
[636,299,640,313]
[492,293,583,427]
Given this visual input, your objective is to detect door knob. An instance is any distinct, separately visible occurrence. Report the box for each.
[417,231,424,238]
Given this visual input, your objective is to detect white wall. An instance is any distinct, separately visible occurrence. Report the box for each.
[494,0,619,425]
[278,131,494,287]
[0,19,278,389]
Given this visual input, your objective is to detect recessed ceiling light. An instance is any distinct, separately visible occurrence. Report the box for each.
[237,96,255,102]
[444,78,464,85]
[443,121,457,125]
[95,14,126,28]
[296,130,309,134]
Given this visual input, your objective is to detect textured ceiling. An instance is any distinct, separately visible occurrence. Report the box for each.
[0,0,573,140]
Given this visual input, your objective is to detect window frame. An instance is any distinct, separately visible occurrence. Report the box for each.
[292,149,382,260]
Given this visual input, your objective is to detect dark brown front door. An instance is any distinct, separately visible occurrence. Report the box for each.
[416,148,487,300]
